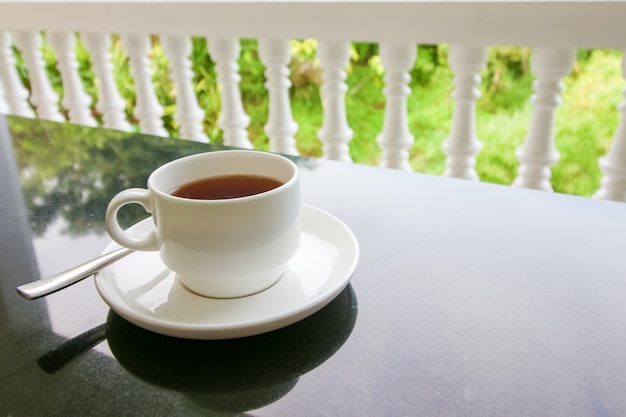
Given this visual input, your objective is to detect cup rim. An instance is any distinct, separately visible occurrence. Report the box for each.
[147,150,299,204]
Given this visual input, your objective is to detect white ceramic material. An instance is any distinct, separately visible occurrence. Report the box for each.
[95,205,359,339]
[105,150,300,298]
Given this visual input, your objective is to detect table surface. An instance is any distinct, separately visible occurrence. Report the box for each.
[2,115,626,417]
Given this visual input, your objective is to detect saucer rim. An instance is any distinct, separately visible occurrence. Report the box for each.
[95,204,359,339]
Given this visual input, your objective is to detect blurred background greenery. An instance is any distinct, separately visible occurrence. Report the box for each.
[11,36,625,197]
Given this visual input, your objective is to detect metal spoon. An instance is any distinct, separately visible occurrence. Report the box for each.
[16,247,134,300]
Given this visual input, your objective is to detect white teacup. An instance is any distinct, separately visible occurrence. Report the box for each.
[105,150,300,298]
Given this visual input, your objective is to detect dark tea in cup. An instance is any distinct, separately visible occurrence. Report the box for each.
[170,175,283,200]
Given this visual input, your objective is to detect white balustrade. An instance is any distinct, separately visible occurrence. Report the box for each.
[594,52,626,202]
[513,47,576,191]
[47,32,97,127]
[207,37,252,148]
[443,44,488,180]
[120,34,168,136]
[160,35,209,143]
[2,1,626,202]
[12,31,64,122]
[258,39,299,155]
[82,33,132,132]
[376,43,416,171]
[0,31,34,117]
[317,41,353,162]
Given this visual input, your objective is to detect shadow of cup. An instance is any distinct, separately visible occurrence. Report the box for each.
[106,284,358,413]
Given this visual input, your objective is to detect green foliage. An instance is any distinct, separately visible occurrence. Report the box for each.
[13,37,625,197]
[481,47,533,113]
[411,45,445,86]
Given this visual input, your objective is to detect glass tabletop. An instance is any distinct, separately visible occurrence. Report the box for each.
[2,115,626,416]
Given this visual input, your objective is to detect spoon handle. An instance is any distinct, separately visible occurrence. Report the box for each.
[16,247,134,300]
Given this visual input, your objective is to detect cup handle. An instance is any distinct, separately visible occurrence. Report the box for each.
[105,188,159,251]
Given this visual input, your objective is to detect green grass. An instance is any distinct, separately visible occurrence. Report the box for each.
[20,39,626,197]
[554,50,623,196]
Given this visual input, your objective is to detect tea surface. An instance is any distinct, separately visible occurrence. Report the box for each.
[170,174,283,200]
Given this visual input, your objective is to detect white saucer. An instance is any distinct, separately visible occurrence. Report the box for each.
[95,205,359,339]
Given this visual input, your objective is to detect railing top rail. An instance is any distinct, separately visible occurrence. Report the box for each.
[0,1,625,48]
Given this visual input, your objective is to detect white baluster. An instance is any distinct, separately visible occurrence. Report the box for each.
[160,35,209,143]
[377,43,416,171]
[0,31,34,117]
[208,38,252,148]
[317,41,353,162]
[12,31,64,122]
[258,39,299,155]
[47,32,97,127]
[594,52,626,202]
[513,47,576,191]
[82,33,132,131]
[0,78,8,113]
[443,44,489,180]
[120,34,167,136]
